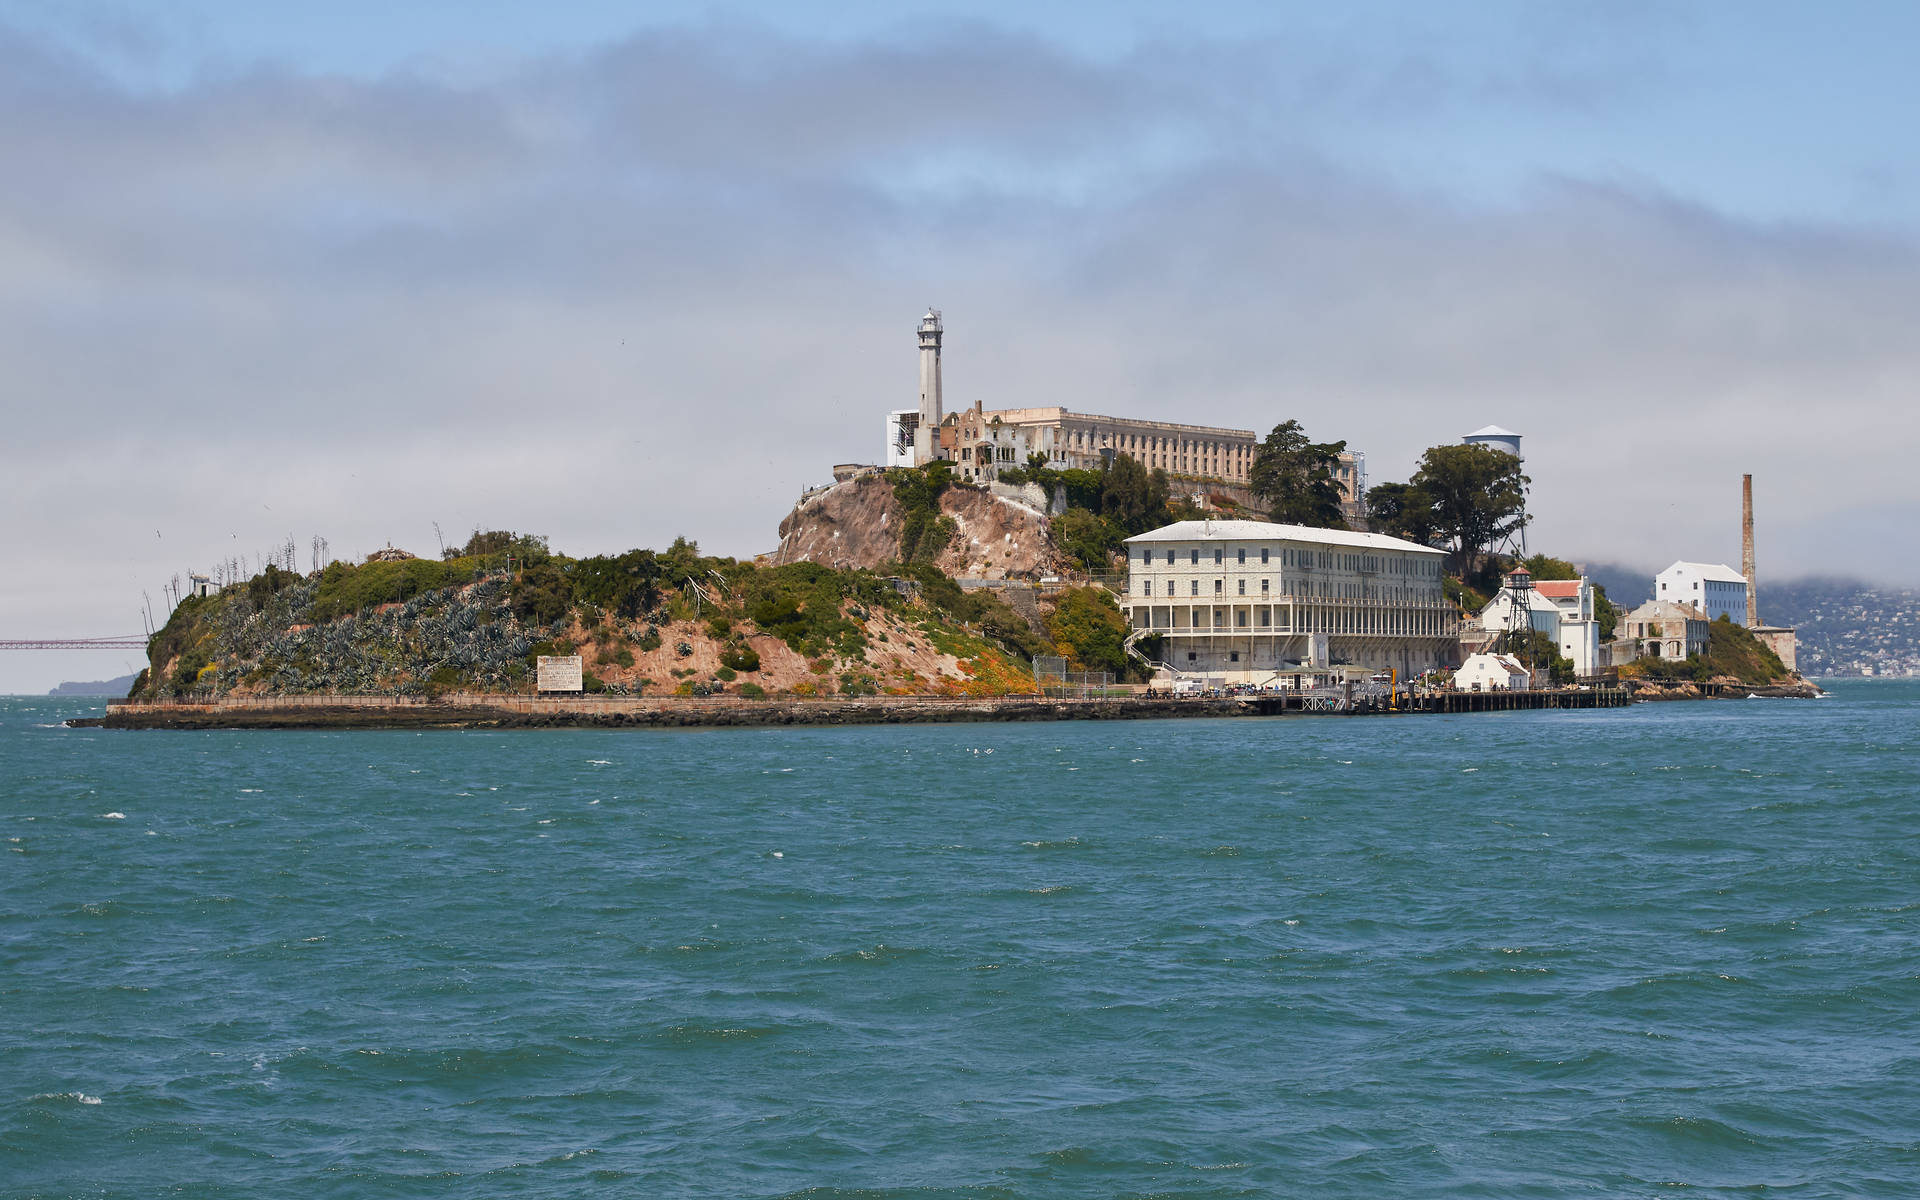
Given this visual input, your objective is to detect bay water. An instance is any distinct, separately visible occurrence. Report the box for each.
[4,683,1916,1197]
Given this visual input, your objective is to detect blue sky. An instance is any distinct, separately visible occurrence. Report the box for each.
[3,2,1917,689]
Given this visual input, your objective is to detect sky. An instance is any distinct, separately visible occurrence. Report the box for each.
[5,1,1919,691]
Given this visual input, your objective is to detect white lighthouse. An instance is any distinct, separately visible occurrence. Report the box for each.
[912,308,944,466]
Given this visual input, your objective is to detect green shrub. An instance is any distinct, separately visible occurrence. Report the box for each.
[738,681,766,699]
[838,671,878,697]
[310,558,466,622]
[719,645,761,672]
[572,549,662,619]
[714,666,737,682]
[508,562,572,625]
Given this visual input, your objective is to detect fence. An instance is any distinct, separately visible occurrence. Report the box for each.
[1033,656,1117,699]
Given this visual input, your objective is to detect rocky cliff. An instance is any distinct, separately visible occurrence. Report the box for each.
[774,475,1066,580]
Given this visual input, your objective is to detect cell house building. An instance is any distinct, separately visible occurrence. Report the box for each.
[1121,519,1458,684]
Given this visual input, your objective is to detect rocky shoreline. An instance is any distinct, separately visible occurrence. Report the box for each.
[79,694,1243,730]
[1625,679,1823,701]
[68,678,1821,731]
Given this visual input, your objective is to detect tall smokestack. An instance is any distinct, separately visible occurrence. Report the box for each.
[1742,473,1758,626]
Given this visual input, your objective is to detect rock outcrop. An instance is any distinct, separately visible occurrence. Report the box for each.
[775,475,1066,580]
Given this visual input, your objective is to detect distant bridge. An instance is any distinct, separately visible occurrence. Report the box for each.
[0,637,149,650]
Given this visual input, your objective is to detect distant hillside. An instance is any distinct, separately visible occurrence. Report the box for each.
[1576,561,1655,609]
[49,673,140,697]
[1753,578,1920,677]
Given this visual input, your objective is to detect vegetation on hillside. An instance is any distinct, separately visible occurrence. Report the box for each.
[1618,615,1790,686]
[135,530,1067,702]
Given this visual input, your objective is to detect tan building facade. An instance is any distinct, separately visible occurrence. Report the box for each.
[937,403,1366,520]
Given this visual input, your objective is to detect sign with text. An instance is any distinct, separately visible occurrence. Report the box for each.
[536,655,584,693]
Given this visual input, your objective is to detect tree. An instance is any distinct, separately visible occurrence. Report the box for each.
[1099,454,1172,535]
[1365,481,1437,545]
[1409,443,1529,573]
[1521,553,1579,581]
[1498,628,1573,685]
[1052,507,1123,571]
[1249,420,1348,528]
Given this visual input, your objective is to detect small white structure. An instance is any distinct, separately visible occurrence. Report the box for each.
[885,410,919,468]
[187,574,216,599]
[1655,561,1749,625]
[1456,652,1531,691]
[536,655,584,693]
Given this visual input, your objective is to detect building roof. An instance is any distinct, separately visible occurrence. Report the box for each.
[1533,580,1583,599]
[1124,519,1443,555]
[1661,560,1748,584]
[1461,652,1528,675]
[1465,424,1520,439]
[1627,599,1709,621]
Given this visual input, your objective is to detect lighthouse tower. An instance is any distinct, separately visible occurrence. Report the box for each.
[912,308,944,465]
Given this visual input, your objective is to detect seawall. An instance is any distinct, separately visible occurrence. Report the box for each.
[85,687,1632,730]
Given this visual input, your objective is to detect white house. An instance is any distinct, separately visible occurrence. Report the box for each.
[1655,561,1749,625]
[1456,652,1531,691]
[1477,574,1603,678]
[1121,519,1457,684]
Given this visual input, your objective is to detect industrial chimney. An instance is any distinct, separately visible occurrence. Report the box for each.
[1742,474,1758,626]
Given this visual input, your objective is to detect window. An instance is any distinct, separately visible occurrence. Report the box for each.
[1190,549,1199,565]
[1142,548,1153,565]
[1261,548,1269,564]
[1237,548,1246,564]
[1261,579,1270,595]
[1237,579,1246,595]
[1230,651,1241,662]
[1143,579,1152,596]
[1166,550,1175,565]
[1214,579,1223,595]
[1214,549,1223,565]
[1190,580,1199,596]
[1187,651,1197,662]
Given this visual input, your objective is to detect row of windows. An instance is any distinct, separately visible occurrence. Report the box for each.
[1138,577,1443,601]
[1130,604,1450,637]
[1143,578,1271,596]
[1137,545,1439,575]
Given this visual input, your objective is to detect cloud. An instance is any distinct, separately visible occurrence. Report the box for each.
[3,15,1917,690]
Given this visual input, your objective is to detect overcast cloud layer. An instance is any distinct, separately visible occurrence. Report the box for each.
[5,14,1917,690]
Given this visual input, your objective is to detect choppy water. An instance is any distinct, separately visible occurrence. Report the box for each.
[4,683,1917,1198]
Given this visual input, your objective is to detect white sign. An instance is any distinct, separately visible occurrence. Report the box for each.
[536,655,584,693]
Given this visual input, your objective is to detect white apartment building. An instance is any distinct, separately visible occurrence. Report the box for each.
[1655,561,1749,625]
[1121,519,1457,683]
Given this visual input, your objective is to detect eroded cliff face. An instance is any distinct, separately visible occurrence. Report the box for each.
[775,475,1065,579]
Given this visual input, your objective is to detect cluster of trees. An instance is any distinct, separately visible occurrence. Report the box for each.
[1367,443,1529,574]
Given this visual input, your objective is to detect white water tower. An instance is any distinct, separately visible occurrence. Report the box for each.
[1463,424,1522,461]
